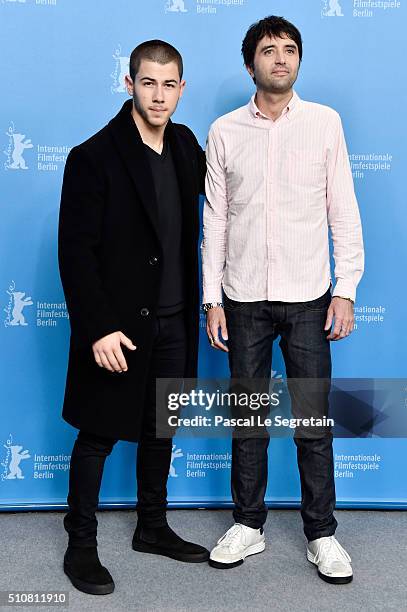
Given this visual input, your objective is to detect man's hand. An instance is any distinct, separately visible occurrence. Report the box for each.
[206,307,229,352]
[325,297,354,341]
[92,331,137,372]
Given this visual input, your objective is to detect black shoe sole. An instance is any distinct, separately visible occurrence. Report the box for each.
[208,546,265,569]
[132,539,209,563]
[317,570,353,584]
[63,564,115,595]
[208,558,244,569]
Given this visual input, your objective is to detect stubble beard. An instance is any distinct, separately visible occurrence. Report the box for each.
[257,69,298,96]
[132,92,167,128]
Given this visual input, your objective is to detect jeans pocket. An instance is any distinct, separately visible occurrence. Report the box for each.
[302,288,332,311]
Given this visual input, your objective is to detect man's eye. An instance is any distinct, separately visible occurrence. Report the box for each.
[144,82,153,86]
[165,84,175,88]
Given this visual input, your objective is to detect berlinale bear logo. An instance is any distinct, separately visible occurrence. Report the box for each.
[169,444,184,477]
[111,44,130,94]
[321,0,344,17]
[165,0,187,13]
[4,281,33,327]
[2,435,31,482]
[4,123,33,171]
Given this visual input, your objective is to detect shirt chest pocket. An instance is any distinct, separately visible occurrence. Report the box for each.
[280,148,326,187]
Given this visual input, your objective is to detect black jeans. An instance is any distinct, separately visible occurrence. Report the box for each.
[224,287,338,542]
[63,310,187,548]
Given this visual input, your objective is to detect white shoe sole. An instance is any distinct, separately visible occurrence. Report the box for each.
[209,540,266,569]
[306,549,353,584]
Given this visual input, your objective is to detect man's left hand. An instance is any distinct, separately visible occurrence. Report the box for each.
[324,297,354,341]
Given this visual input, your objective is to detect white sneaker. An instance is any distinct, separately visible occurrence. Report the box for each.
[209,523,265,569]
[307,535,353,584]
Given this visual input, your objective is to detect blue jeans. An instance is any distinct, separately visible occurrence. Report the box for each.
[224,287,338,542]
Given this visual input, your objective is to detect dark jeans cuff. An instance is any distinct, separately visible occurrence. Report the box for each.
[306,526,337,543]
[232,513,266,530]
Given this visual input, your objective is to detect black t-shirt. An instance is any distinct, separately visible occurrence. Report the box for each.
[144,138,184,316]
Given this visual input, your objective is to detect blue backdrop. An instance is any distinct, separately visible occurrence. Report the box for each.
[1,0,406,510]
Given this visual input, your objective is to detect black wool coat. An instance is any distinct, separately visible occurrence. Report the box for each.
[58,99,206,442]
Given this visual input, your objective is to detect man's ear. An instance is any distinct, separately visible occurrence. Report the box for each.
[245,63,254,79]
[245,64,256,85]
[179,79,186,99]
[124,74,134,96]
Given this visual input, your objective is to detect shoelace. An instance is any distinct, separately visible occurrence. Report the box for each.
[217,524,245,548]
[314,536,351,565]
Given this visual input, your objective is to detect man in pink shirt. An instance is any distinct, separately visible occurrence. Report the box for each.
[201,15,364,583]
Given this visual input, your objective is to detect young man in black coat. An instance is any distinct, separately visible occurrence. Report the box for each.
[58,40,208,596]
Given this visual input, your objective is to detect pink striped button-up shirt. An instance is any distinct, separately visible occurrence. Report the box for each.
[201,90,364,304]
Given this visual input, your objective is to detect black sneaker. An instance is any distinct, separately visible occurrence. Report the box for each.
[63,546,115,595]
[132,524,209,563]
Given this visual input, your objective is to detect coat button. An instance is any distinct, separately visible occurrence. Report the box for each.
[140,308,149,317]
[149,256,159,266]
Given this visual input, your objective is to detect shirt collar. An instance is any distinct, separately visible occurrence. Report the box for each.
[248,90,300,121]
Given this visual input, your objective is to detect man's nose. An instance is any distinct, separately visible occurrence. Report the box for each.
[275,51,286,65]
[153,86,165,102]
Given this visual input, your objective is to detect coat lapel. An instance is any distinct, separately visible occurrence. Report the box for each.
[108,99,197,245]
[108,100,160,241]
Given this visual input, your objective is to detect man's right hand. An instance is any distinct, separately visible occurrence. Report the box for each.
[92,331,137,372]
[206,307,229,352]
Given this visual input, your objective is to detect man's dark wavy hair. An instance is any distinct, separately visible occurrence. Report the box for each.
[242,15,303,70]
